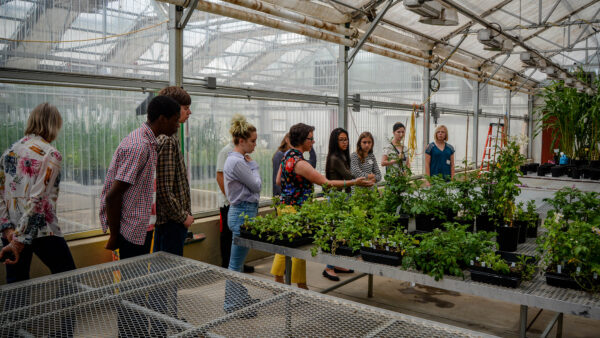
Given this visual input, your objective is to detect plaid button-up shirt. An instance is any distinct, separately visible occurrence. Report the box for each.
[156,135,191,225]
[100,122,158,245]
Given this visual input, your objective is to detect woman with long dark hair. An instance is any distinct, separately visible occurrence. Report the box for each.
[323,127,356,281]
[271,124,372,288]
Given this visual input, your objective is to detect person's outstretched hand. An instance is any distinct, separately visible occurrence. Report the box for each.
[355,177,374,187]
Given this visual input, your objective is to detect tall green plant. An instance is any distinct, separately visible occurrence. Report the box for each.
[535,69,598,160]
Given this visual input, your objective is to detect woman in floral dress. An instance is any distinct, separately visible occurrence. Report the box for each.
[270,123,372,288]
[0,103,75,283]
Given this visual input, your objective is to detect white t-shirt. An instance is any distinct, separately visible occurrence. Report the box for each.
[216,142,234,207]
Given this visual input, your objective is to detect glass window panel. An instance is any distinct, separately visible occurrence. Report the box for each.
[349,50,423,105]
[1,0,168,80]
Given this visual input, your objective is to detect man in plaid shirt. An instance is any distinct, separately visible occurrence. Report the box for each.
[154,86,194,256]
[100,96,181,259]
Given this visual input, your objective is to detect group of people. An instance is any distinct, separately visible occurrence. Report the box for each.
[0,87,456,296]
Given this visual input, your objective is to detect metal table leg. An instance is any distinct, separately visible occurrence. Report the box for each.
[556,313,563,338]
[368,274,373,298]
[284,256,292,285]
[520,305,527,338]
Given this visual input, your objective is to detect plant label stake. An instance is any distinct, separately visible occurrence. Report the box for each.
[557,264,562,274]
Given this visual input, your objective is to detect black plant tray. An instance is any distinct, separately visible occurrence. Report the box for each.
[322,241,359,257]
[360,247,403,266]
[545,271,583,290]
[469,265,521,288]
[240,229,313,248]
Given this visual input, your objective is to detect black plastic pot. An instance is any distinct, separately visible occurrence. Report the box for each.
[396,214,410,230]
[476,213,496,233]
[528,163,539,173]
[590,168,600,180]
[537,164,552,176]
[573,159,588,167]
[581,166,592,178]
[571,167,581,179]
[469,265,521,288]
[415,214,444,232]
[496,225,519,252]
[527,217,540,238]
[514,220,527,244]
[591,160,600,168]
[551,165,565,177]
[360,247,403,266]
[519,165,528,175]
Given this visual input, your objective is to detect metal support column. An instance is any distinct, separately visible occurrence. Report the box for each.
[422,56,432,171]
[168,5,184,87]
[368,274,373,298]
[506,89,511,136]
[527,94,534,159]
[520,305,527,338]
[472,79,480,168]
[338,42,349,130]
[168,4,185,152]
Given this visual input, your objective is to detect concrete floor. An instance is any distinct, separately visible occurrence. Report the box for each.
[246,256,600,338]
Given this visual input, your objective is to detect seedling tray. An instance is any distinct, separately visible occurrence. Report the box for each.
[240,229,313,248]
[360,247,403,266]
[545,271,583,290]
[322,241,359,257]
[469,265,521,288]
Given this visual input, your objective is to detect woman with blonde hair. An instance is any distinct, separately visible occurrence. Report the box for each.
[223,114,261,313]
[0,103,76,283]
[425,125,455,181]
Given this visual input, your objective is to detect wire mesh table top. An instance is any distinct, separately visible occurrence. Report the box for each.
[0,252,496,338]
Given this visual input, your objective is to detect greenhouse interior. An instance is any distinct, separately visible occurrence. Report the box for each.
[0,0,600,337]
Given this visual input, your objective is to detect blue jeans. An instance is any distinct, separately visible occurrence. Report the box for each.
[224,201,258,313]
[227,201,258,272]
[153,221,188,256]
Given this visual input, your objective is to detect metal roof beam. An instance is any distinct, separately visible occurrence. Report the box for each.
[441,0,513,42]
[542,0,562,24]
[439,0,590,89]
[523,0,599,42]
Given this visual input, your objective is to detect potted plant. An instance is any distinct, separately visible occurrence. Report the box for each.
[524,200,541,238]
[403,223,496,281]
[469,252,537,288]
[360,228,415,266]
[538,216,600,292]
[488,137,526,252]
[513,202,528,244]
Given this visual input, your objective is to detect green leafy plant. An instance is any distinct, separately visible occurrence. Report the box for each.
[535,70,600,160]
[403,223,496,281]
[487,137,526,225]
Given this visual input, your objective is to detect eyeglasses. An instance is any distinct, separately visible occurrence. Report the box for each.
[305,137,314,141]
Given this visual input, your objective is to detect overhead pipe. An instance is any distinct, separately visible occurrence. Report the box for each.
[220,0,358,37]
[157,0,533,93]
[212,0,524,89]
[261,0,350,24]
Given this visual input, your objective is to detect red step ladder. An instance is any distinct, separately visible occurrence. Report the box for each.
[480,122,505,171]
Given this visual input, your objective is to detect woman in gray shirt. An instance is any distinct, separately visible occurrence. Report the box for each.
[350,131,381,187]
[223,114,261,313]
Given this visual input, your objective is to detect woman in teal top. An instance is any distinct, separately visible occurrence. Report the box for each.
[425,125,455,181]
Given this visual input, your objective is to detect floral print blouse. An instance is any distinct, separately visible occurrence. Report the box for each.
[280,149,313,206]
[0,135,63,245]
